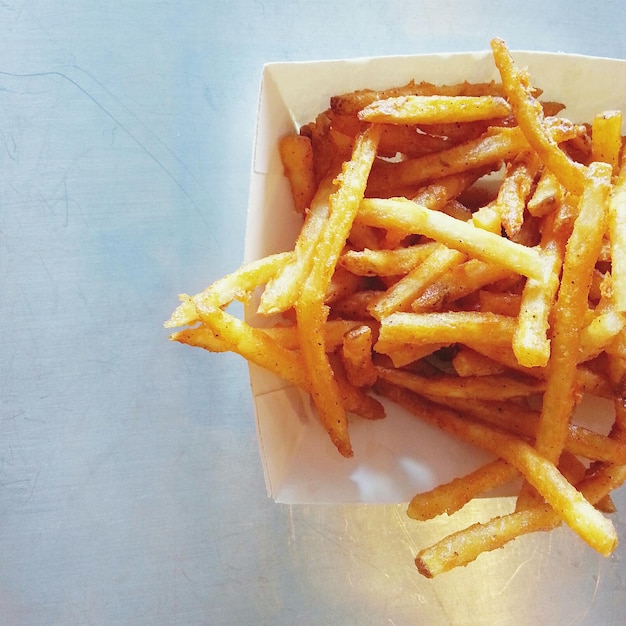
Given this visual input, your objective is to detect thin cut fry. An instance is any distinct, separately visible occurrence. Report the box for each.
[357,197,546,279]
[359,95,512,124]
[407,459,518,521]
[608,146,626,312]
[512,211,566,368]
[258,177,337,315]
[340,325,378,387]
[296,125,380,457]
[415,458,626,578]
[491,37,587,195]
[367,245,465,320]
[278,134,317,213]
[367,126,528,196]
[531,162,612,463]
[591,110,622,173]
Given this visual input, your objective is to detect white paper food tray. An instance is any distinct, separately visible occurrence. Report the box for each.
[244,49,626,504]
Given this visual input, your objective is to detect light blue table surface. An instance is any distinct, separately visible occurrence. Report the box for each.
[1,2,625,624]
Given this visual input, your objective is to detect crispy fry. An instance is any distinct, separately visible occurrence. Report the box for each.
[168,40,626,578]
[258,177,337,315]
[415,455,626,577]
[407,459,518,521]
[359,95,511,125]
[376,381,618,556]
[296,125,380,457]
[451,346,507,377]
[377,366,545,401]
[591,110,623,173]
[495,150,542,238]
[368,245,465,319]
[527,168,564,217]
[412,258,514,312]
[367,126,528,196]
[340,325,378,387]
[357,197,545,279]
[339,242,440,276]
[376,311,518,353]
[491,37,587,195]
[512,211,566,368]
[531,162,612,462]
[608,146,626,311]
[330,80,506,116]
[439,396,626,464]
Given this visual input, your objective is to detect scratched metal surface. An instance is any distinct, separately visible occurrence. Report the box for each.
[1,2,625,624]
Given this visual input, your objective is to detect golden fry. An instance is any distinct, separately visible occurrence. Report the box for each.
[407,459,518,521]
[340,325,378,388]
[367,126,528,196]
[376,311,518,352]
[608,146,626,312]
[368,245,465,320]
[591,110,622,173]
[296,126,380,457]
[377,381,618,557]
[377,366,545,401]
[359,95,511,125]
[532,163,612,463]
[357,197,545,279]
[491,37,587,195]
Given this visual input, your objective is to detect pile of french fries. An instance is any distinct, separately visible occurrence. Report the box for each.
[166,38,626,577]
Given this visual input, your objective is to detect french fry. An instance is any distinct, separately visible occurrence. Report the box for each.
[415,453,626,577]
[407,459,518,521]
[296,125,380,457]
[477,291,521,316]
[495,150,542,238]
[359,95,512,125]
[451,346,507,377]
[377,366,545,401]
[439,396,626,464]
[258,177,337,315]
[357,197,546,279]
[339,242,440,277]
[527,168,564,217]
[329,79,506,116]
[376,381,618,556]
[366,126,529,197]
[591,110,623,173]
[512,211,566,368]
[376,311,518,352]
[340,325,378,387]
[530,162,612,463]
[168,39,626,578]
[412,259,514,312]
[516,162,612,510]
[608,146,626,311]
[367,245,465,320]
